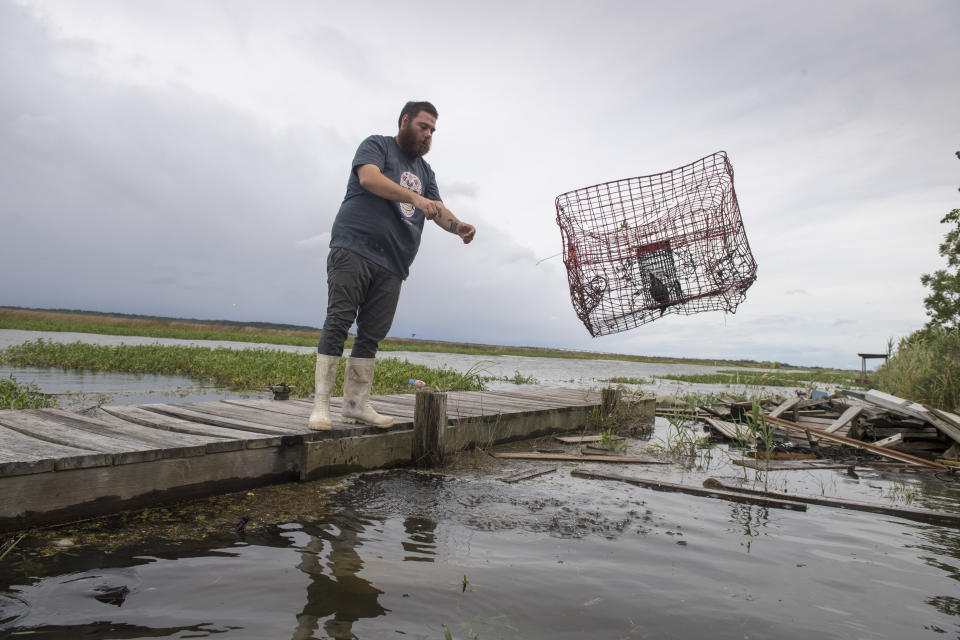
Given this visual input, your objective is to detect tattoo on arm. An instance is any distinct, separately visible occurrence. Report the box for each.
[448,220,458,233]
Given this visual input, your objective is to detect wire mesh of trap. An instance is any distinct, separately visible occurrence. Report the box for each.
[555,151,757,337]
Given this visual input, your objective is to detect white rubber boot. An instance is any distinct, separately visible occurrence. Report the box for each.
[308,354,340,430]
[341,356,394,428]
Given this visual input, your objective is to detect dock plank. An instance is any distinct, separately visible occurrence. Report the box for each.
[0,424,106,476]
[145,403,303,434]
[0,410,159,465]
[101,406,281,449]
[42,409,220,457]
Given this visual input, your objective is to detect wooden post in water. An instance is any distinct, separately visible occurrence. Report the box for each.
[601,387,622,420]
[413,390,447,467]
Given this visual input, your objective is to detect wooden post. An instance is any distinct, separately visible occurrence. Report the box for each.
[601,388,622,419]
[413,390,447,468]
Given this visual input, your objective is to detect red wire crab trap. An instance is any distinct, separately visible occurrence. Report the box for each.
[555,151,757,337]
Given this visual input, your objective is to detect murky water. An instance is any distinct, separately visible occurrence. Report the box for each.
[2,431,959,639]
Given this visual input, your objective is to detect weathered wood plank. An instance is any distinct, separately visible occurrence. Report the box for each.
[0,424,104,476]
[572,470,808,511]
[489,451,668,464]
[499,467,557,483]
[702,417,742,440]
[554,435,622,444]
[733,458,854,471]
[703,478,960,528]
[219,398,314,418]
[764,415,948,470]
[0,411,160,465]
[873,433,903,448]
[99,406,276,448]
[42,409,223,456]
[768,397,800,418]
[824,406,862,434]
[171,402,309,432]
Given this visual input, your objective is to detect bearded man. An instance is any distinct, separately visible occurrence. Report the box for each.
[308,101,476,430]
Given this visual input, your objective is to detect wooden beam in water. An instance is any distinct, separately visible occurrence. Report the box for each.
[572,470,808,511]
[490,452,668,464]
[499,467,557,483]
[703,478,960,528]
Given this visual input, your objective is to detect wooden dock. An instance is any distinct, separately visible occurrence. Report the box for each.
[0,388,651,531]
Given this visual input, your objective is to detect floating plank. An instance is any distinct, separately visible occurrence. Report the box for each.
[824,406,862,434]
[733,458,853,471]
[499,467,557,483]
[489,452,668,464]
[554,435,622,444]
[703,478,960,528]
[571,470,807,511]
[763,415,948,470]
[748,451,818,460]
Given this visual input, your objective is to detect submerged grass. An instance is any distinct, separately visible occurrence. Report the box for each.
[655,368,863,389]
[0,340,486,398]
[0,375,58,410]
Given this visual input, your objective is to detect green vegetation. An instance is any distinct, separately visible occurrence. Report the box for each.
[0,307,806,368]
[876,151,960,411]
[919,151,960,330]
[875,326,960,411]
[0,340,485,398]
[0,375,57,410]
[655,368,863,389]
[600,376,648,385]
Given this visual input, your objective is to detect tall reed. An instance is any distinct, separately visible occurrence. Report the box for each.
[875,326,960,411]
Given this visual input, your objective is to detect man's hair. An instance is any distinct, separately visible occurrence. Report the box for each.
[398,101,438,128]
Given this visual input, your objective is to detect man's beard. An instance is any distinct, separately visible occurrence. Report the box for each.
[397,126,430,157]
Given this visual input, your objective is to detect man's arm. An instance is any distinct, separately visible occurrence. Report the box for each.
[432,203,476,244]
[356,164,443,218]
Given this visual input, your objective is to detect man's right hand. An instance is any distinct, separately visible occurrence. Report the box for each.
[414,195,443,220]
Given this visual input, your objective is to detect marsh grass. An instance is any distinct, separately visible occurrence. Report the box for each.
[1,307,810,368]
[0,340,485,398]
[875,326,960,411]
[0,375,57,410]
[600,376,649,385]
[656,368,863,389]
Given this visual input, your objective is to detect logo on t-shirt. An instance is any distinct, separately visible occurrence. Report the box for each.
[398,171,423,218]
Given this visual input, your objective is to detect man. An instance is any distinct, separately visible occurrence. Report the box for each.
[308,101,476,430]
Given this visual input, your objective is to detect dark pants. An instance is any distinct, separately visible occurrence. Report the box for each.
[317,247,402,358]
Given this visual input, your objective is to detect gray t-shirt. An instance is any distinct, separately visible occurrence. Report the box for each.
[329,134,441,279]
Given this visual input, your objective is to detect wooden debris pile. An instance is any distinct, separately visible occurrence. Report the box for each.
[682,389,960,470]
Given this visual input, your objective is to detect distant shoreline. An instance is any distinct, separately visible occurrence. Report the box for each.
[0,306,819,371]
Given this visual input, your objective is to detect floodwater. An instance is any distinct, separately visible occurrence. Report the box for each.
[0,330,814,409]
[1,421,959,639]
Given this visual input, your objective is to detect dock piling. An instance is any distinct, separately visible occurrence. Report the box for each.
[413,389,447,467]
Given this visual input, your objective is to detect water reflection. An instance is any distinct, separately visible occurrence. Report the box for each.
[2,470,960,638]
[293,512,387,640]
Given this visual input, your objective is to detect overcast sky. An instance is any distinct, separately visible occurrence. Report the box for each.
[1,0,958,369]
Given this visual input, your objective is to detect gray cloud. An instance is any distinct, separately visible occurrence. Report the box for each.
[2,0,959,369]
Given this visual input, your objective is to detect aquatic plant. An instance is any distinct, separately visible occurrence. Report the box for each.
[0,340,485,398]
[0,375,57,410]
